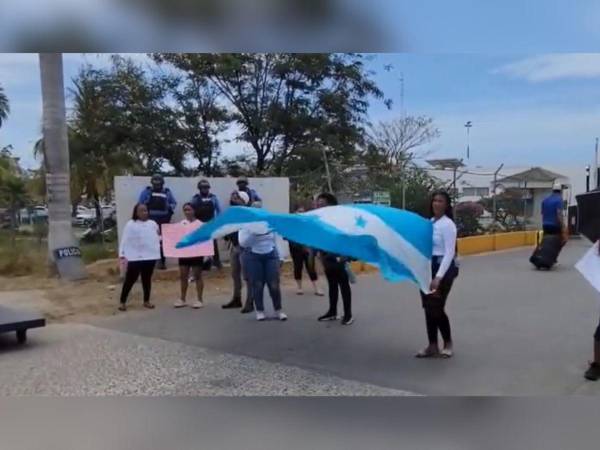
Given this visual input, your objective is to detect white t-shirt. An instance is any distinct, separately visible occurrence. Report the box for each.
[119,219,161,261]
[432,215,457,279]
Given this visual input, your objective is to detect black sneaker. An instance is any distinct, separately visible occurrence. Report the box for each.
[222,298,242,309]
[341,316,354,326]
[584,362,600,381]
[318,312,338,321]
[240,302,254,314]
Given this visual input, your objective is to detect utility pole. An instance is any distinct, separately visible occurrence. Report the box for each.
[39,53,86,280]
[465,121,472,160]
[321,144,333,193]
[492,163,504,230]
[594,138,600,189]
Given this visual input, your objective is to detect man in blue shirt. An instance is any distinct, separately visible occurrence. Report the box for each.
[190,179,222,269]
[138,174,177,269]
[541,182,564,236]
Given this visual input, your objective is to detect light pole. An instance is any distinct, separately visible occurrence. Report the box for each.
[492,163,504,229]
[464,121,472,160]
[586,165,591,192]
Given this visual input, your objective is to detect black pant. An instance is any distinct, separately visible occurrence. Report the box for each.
[420,260,457,345]
[290,244,318,282]
[120,260,156,304]
[594,317,600,342]
[324,260,352,318]
[212,240,222,268]
[543,224,561,235]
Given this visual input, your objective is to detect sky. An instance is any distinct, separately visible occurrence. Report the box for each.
[1,52,600,173]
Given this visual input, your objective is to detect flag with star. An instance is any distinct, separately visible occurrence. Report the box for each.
[177,204,433,291]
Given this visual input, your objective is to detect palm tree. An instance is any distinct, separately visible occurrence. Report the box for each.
[0,84,9,129]
[39,53,86,280]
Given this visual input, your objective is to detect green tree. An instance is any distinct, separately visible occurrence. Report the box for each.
[0,84,9,129]
[170,77,231,176]
[153,53,384,174]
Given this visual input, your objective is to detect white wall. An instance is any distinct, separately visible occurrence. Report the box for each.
[114,176,290,263]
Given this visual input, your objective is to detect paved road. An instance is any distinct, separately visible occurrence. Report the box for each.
[3,398,600,449]
[94,239,600,396]
[0,323,411,396]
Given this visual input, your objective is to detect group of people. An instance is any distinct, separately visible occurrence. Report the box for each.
[116,175,358,327]
[114,175,600,380]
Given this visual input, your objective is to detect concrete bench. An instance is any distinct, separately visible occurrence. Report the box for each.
[0,305,46,343]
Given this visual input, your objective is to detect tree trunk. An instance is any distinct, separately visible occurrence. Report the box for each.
[39,53,87,280]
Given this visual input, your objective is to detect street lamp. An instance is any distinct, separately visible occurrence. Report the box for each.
[586,165,591,192]
[464,121,472,159]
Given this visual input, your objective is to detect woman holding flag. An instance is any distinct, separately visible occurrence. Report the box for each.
[416,190,459,359]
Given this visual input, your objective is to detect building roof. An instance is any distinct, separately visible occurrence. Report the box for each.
[497,167,566,184]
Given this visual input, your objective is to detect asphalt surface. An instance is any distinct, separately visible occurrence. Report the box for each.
[0,324,411,396]
[3,398,600,450]
[93,239,600,396]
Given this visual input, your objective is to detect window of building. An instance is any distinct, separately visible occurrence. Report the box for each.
[462,187,490,197]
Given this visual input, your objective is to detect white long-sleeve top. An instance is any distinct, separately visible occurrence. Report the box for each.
[432,215,457,279]
[119,219,161,261]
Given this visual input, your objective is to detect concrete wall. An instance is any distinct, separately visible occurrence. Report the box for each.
[114,176,290,263]
[457,231,539,256]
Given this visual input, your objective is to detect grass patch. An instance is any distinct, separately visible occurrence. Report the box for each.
[0,230,117,276]
[80,242,118,264]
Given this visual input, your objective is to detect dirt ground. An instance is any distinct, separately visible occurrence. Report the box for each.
[0,259,376,324]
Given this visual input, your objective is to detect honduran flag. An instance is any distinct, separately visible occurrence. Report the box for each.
[177,204,433,292]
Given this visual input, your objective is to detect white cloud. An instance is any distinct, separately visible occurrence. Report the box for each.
[493,53,600,82]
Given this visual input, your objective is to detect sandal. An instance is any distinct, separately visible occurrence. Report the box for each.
[118,304,127,312]
[143,302,155,309]
[415,348,440,358]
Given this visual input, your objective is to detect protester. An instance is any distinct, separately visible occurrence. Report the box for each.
[416,190,459,359]
[288,206,324,296]
[222,190,254,312]
[173,203,205,309]
[118,203,160,311]
[239,201,287,322]
[138,174,177,270]
[315,193,354,325]
[190,179,222,269]
[584,241,600,381]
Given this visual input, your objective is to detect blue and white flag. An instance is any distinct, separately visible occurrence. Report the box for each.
[177,204,433,291]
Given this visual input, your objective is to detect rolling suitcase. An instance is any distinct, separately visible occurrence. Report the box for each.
[529,234,563,269]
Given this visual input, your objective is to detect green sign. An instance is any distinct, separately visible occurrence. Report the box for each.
[372,191,391,205]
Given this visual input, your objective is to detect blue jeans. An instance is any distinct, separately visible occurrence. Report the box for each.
[243,250,282,312]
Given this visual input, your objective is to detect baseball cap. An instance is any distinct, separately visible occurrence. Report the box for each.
[552,182,562,191]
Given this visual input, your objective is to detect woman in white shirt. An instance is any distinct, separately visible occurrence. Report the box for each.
[239,201,287,322]
[118,203,161,311]
[174,203,205,309]
[416,190,459,359]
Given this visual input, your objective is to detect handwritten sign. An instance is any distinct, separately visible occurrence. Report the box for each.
[162,221,214,258]
[575,242,600,311]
